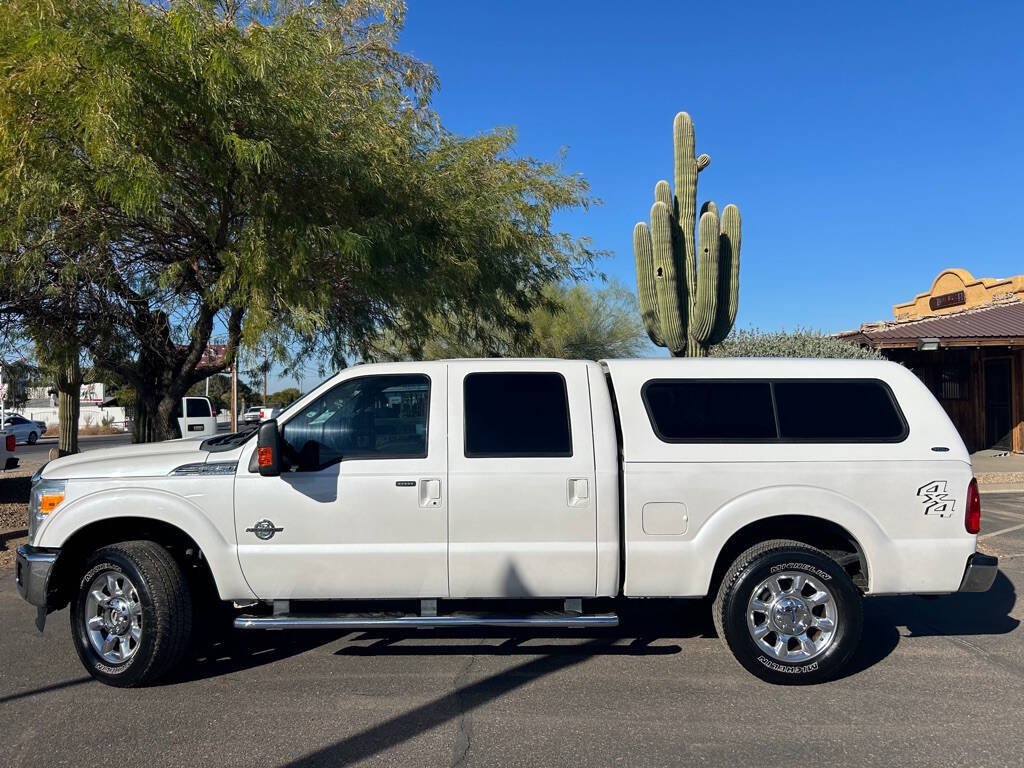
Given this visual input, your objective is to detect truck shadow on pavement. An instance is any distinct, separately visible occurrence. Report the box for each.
[160,630,345,685]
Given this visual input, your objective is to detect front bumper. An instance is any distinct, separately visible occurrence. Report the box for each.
[15,545,58,608]
[958,552,999,592]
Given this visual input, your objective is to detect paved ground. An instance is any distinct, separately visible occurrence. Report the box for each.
[13,432,135,464]
[1,494,1022,767]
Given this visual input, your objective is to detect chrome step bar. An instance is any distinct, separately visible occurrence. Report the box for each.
[234,612,619,630]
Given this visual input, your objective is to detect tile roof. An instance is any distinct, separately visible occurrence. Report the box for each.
[854,301,1024,343]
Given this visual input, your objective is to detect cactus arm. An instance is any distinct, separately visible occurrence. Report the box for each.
[650,201,686,353]
[672,112,699,306]
[654,180,673,211]
[690,208,721,343]
[700,201,718,218]
[632,221,664,347]
[706,203,742,345]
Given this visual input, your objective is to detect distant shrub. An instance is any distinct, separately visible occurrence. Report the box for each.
[710,327,884,360]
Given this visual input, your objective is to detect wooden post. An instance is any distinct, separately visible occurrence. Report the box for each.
[230,364,238,432]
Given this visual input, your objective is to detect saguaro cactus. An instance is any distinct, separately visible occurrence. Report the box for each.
[633,112,741,356]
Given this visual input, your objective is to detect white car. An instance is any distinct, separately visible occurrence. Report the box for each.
[2,414,47,445]
[242,405,281,425]
[16,358,997,687]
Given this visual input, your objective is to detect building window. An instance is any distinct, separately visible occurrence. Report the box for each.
[937,364,969,401]
[464,372,572,457]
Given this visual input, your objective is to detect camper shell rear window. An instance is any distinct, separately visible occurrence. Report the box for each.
[642,378,908,444]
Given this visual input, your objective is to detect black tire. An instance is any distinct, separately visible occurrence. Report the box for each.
[27,431,38,445]
[70,540,193,687]
[712,539,862,685]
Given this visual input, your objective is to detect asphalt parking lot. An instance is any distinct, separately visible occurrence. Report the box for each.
[1,495,1022,768]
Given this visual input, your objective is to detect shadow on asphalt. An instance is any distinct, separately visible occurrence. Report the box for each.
[160,629,345,685]
[0,675,93,705]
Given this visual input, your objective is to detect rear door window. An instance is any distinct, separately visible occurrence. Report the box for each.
[464,372,572,457]
[186,398,212,418]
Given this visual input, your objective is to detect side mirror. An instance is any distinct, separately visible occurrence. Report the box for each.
[256,419,281,477]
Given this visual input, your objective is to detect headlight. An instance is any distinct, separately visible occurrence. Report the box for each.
[28,477,66,544]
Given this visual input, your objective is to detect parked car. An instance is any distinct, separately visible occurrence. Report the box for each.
[242,404,281,425]
[1,430,16,470]
[241,406,262,425]
[1,414,47,444]
[16,358,997,687]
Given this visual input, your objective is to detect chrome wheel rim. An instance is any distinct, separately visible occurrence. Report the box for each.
[84,570,143,664]
[746,570,838,663]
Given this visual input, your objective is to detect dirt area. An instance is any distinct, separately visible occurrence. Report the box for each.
[0,459,42,569]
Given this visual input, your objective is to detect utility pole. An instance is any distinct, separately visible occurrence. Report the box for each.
[230,362,238,432]
[263,348,268,404]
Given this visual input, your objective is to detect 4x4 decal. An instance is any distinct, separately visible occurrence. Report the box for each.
[917,480,955,517]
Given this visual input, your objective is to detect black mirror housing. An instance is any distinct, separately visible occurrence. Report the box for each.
[256,419,281,476]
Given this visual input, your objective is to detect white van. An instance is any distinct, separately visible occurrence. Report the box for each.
[173,396,218,439]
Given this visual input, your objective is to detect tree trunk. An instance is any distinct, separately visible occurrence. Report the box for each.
[55,353,82,456]
[133,396,159,443]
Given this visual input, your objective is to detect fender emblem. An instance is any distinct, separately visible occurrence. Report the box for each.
[917,481,955,517]
[246,519,284,540]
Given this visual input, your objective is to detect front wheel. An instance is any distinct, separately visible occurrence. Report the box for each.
[70,541,193,687]
[27,431,38,445]
[712,539,862,684]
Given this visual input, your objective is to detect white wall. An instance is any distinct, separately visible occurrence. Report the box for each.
[21,406,130,432]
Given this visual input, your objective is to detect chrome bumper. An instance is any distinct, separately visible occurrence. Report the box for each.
[958,552,998,593]
[15,545,58,608]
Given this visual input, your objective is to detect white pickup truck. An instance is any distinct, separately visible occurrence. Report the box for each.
[16,358,997,687]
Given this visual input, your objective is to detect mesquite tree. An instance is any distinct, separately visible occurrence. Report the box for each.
[0,0,597,441]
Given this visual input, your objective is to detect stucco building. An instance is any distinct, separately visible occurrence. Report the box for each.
[841,268,1024,453]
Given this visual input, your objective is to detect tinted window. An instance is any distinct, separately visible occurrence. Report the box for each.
[281,374,429,469]
[773,380,906,441]
[643,381,777,441]
[186,399,211,418]
[464,372,572,457]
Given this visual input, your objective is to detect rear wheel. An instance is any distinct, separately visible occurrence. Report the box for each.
[713,539,862,684]
[70,541,193,687]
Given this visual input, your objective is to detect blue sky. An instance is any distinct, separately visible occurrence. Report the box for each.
[271,1,1022,392]
[398,1,1023,333]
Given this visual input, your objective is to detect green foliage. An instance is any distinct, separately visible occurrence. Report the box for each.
[266,387,302,406]
[633,112,741,357]
[370,281,648,361]
[186,373,254,412]
[709,327,885,359]
[0,0,598,440]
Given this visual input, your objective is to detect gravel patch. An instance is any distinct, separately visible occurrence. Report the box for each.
[1,459,43,568]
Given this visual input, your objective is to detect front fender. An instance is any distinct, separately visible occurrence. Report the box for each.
[36,486,254,601]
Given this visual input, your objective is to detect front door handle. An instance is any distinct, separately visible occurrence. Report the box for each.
[419,478,441,508]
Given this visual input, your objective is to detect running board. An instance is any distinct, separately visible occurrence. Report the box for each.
[234,612,619,630]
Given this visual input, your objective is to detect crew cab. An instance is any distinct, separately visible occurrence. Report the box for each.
[15,358,998,687]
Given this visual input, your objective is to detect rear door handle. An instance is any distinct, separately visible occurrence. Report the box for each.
[567,478,589,507]
[419,478,441,508]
